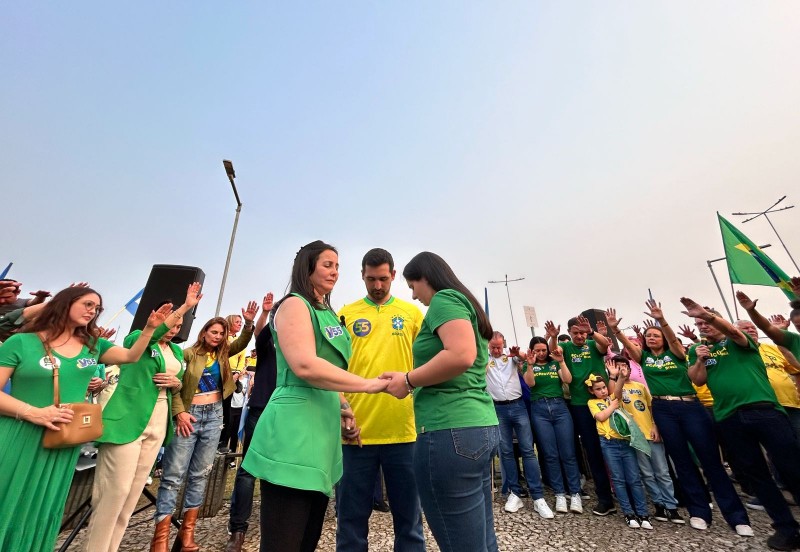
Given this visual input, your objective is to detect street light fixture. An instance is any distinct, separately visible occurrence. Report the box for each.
[216,159,243,317]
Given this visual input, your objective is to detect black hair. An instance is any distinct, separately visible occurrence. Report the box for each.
[281,240,338,310]
[790,300,800,321]
[611,355,630,366]
[402,252,493,340]
[362,248,394,271]
[567,317,580,331]
[557,334,571,342]
[640,325,666,354]
[528,336,551,360]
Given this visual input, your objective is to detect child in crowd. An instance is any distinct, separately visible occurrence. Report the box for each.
[587,375,653,529]
[608,356,684,524]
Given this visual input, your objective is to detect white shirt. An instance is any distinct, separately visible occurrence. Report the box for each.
[485,353,523,402]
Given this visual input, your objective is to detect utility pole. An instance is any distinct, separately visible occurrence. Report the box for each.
[733,196,799,272]
[488,274,524,345]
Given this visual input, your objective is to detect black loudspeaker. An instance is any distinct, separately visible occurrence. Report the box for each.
[130,265,205,344]
[580,308,620,352]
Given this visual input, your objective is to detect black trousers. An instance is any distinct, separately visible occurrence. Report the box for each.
[259,481,329,552]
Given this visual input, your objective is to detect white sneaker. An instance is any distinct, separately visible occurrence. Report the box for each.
[689,517,708,530]
[570,493,583,514]
[504,492,524,513]
[533,498,554,519]
[639,516,654,530]
[735,524,754,537]
[555,495,568,513]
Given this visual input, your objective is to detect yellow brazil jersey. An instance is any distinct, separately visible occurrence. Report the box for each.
[339,296,424,444]
[760,343,800,408]
[620,381,655,441]
[228,335,249,372]
[693,383,714,407]
[588,396,624,440]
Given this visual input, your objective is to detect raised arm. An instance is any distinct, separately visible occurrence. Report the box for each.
[606,307,642,363]
[551,346,572,384]
[255,292,274,337]
[577,315,609,353]
[680,297,748,347]
[544,320,560,352]
[736,291,787,345]
[99,304,172,366]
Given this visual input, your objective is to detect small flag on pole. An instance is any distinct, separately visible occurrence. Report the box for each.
[718,214,797,299]
[484,287,490,317]
[0,263,12,279]
[124,288,145,315]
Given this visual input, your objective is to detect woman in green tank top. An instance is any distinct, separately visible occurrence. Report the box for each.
[242,241,388,552]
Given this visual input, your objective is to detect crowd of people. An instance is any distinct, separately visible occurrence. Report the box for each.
[1,249,800,552]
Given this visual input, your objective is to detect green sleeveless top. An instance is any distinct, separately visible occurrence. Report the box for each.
[242,294,351,496]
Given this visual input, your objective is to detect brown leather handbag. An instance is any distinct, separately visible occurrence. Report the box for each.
[41,345,103,449]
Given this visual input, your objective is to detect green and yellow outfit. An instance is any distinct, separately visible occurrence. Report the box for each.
[0,333,114,552]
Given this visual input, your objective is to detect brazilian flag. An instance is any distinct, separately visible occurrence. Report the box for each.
[718,214,796,299]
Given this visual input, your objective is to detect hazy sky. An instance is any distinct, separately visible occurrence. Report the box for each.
[4,2,800,345]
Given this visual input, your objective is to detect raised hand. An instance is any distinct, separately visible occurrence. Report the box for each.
[643,319,657,330]
[596,320,608,337]
[677,324,698,342]
[644,299,664,321]
[605,358,620,380]
[525,350,537,365]
[605,308,621,331]
[69,282,90,288]
[184,282,203,308]
[29,290,51,299]
[509,345,521,358]
[735,290,757,311]
[770,314,790,330]
[631,324,643,341]
[241,300,259,323]
[544,320,560,339]
[551,346,564,362]
[146,303,173,329]
[262,292,274,313]
[576,315,593,334]
[680,297,712,320]
[97,326,117,339]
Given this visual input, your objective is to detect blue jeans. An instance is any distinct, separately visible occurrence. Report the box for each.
[495,400,544,499]
[635,441,678,509]
[336,443,424,551]
[598,438,648,517]
[716,406,800,537]
[530,397,582,496]
[229,406,263,533]
[652,398,748,527]
[414,426,499,552]
[568,404,613,505]
[155,401,224,521]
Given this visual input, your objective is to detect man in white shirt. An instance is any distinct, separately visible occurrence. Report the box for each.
[487,331,553,519]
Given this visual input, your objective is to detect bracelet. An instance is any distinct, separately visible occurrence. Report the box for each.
[16,403,33,421]
[405,372,416,393]
[609,376,618,381]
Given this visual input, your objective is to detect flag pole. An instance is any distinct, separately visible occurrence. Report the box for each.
[706,260,735,322]
[99,305,127,328]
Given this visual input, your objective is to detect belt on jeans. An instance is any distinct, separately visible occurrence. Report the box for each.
[493,397,522,405]
[534,396,564,402]
[653,395,696,402]
[192,391,222,405]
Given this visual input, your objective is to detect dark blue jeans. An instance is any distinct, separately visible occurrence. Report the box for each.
[599,438,648,517]
[336,443,425,552]
[717,406,800,536]
[414,426,500,552]
[495,400,544,499]
[568,404,613,506]
[652,399,748,527]
[229,406,263,533]
[530,397,582,496]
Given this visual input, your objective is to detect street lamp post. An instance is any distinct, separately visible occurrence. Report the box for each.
[733,196,799,273]
[215,160,242,317]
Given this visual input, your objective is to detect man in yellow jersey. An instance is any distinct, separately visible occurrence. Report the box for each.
[336,248,425,552]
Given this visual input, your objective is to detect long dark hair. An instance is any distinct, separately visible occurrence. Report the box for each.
[528,336,551,362]
[402,252,493,339]
[23,287,103,352]
[641,326,666,355]
[188,317,232,386]
[280,240,338,311]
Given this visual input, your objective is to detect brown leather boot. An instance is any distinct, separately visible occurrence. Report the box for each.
[224,531,245,552]
[177,507,200,552]
[149,515,172,552]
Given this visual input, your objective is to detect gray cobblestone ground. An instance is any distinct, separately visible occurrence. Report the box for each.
[57,483,782,551]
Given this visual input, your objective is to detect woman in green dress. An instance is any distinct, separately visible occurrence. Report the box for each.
[243,240,389,552]
[0,285,170,552]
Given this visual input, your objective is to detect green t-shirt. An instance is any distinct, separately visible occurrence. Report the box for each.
[411,289,498,433]
[0,333,114,405]
[640,350,695,397]
[688,335,780,421]
[782,330,800,359]
[525,360,565,400]
[561,339,607,406]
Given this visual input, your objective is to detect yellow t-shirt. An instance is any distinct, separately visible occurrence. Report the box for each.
[760,343,800,408]
[228,335,249,372]
[693,383,714,407]
[588,396,624,440]
[245,356,257,369]
[620,381,655,441]
[339,296,424,444]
